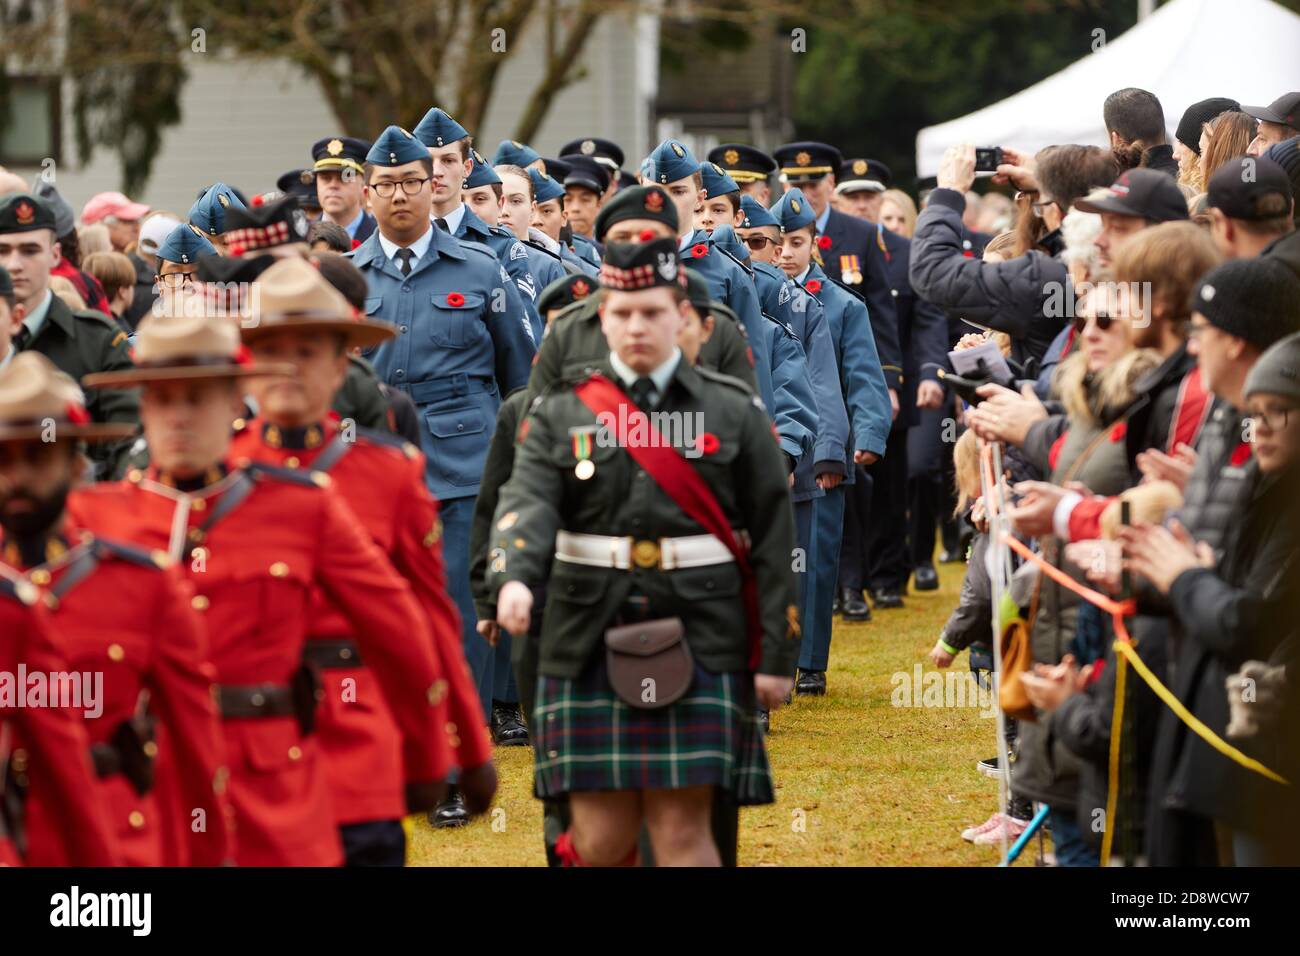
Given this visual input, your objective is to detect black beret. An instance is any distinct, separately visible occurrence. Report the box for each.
[0,193,57,234]
[536,272,599,316]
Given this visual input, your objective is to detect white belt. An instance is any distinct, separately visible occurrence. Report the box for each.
[555,530,749,571]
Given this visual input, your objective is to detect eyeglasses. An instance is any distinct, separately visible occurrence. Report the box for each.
[369,178,430,199]
[1030,198,1059,219]
[1073,311,1115,334]
[743,236,775,251]
[1248,406,1294,432]
[159,272,194,288]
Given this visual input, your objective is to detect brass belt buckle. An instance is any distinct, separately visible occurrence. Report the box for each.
[631,539,661,569]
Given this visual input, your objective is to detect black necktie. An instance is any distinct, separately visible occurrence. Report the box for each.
[630,377,656,411]
[395,247,414,276]
[435,218,450,233]
[13,325,31,352]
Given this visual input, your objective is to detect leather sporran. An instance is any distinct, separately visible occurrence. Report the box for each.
[604,617,694,709]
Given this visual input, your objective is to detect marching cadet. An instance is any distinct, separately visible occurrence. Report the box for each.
[352,126,534,750]
[492,139,546,174]
[188,182,247,255]
[0,580,119,866]
[0,352,230,866]
[464,153,567,332]
[75,303,453,866]
[412,108,542,342]
[708,144,778,207]
[276,169,323,222]
[1,194,139,480]
[770,188,891,696]
[558,155,611,263]
[528,165,599,277]
[311,136,376,243]
[230,258,495,856]
[488,237,798,867]
[494,163,580,283]
[153,223,217,314]
[772,141,903,416]
[559,136,626,204]
[834,158,892,223]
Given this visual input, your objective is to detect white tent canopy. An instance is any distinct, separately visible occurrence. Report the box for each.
[915,0,1300,176]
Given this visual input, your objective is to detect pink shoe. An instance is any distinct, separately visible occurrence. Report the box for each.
[973,814,1029,846]
[961,812,1005,843]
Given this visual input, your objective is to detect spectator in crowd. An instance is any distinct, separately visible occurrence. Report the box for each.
[1264,136,1300,228]
[1103,87,1178,177]
[879,189,917,238]
[1075,168,1190,269]
[82,251,137,326]
[136,212,182,261]
[911,143,1117,366]
[80,190,157,327]
[1197,111,1259,198]
[1206,155,1295,259]
[1244,91,1300,157]
[77,223,112,257]
[1174,97,1241,192]
[976,192,1015,235]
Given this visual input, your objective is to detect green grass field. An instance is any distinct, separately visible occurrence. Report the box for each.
[409,560,1026,866]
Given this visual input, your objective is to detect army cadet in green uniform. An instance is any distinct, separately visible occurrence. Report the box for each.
[1,194,138,479]
[489,237,797,867]
[524,185,756,409]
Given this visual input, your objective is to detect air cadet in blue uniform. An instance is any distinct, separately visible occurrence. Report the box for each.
[311,136,377,243]
[528,167,599,278]
[153,223,216,293]
[556,155,610,267]
[492,139,545,173]
[276,169,323,220]
[708,144,778,207]
[770,188,891,696]
[559,136,625,204]
[350,127,536,767]
[412,108,543,345]
[187,182,246,254]
[486,158,573,291]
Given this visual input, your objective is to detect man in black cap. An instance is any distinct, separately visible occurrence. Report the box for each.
[312,135,376,243]
[1075,167,1190,267]
[835,158,891,223]
[1206,155,1295,259]
[559,137,624,203]
[1244,92,1300,157]
[707,144,777,206]
[0,194,138,478]
[277,169,323,222]
[561,155,611,252]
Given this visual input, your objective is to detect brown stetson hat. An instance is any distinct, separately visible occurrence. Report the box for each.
[0,352,137,443]
[82,291,295,389]
[240,257,395,349]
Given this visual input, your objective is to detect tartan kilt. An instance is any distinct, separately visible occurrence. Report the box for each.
[531,657,774,805]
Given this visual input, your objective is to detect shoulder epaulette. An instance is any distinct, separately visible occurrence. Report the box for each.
[94,536,171,571]
[695,365,756,395]
[72,308,123,331]
[761,309,800,341]
[354,425,421,459]
[245,460,330,488]
[524,239,564,262]
[828,277,867,305]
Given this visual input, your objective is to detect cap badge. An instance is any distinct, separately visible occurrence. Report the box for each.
[670,142,685,158]
[644,190,665,213]
[571,279,591,298]
[656,252,677,281]
[724,149,740,166]
[15,201,34,226]
[327,139,344,156]
[711,162,724,175]
[299,170,314,185]
[790,197,801,214]
[217,193,230,207]
[512,140,523,148]
[853,159,868,175]
[581,139,596,155]
[796,151,811,167]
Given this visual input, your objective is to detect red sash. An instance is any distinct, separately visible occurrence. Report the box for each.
[573,374,764,670]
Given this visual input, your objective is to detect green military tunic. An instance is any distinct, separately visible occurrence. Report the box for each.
[331,354,394,432]
[523,295,758,410]
[20,295,139,479]
[489,356,798,679]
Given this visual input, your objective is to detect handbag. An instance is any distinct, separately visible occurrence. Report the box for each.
[604,617,694,709]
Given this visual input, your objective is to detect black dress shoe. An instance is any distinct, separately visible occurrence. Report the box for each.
[938,548,965,564]
[832,590,842,615]
[756,709,770,733]
[839,587,872,622]
[429,788,469,828]
[914,564,939,591]
[491,701,530,746]
[795,669,827,696]
[870,588,904,609]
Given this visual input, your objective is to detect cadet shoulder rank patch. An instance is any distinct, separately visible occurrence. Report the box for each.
[778,283,791,305]
[509,242,528,260]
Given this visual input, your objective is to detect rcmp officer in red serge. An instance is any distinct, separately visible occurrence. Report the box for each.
[0,352,231,866]
[230,258,496,857]
[0,582,119,866]
[489,238,798,866]
[73,302,452,866]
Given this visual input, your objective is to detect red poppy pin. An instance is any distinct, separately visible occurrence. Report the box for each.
[1109,421,1128,442]
[691,243,709,258]
[15,201,35,226]
[697,432,720,455]
[644,191,665,213]
[1230,441,1251,467]
[817,235,832,250]
[638,229,656,242]
[805,279,822,294]
[234,344,254,367]
[571,279,591,299]
[65,402,91,425]
[446,292,465,307]
[251,194,265,207]
[351,238,361,250]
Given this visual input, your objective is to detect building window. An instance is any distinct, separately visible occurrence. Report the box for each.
[0,76,61,166]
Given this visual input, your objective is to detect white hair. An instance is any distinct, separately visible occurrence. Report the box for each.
[1060,195,1104,277]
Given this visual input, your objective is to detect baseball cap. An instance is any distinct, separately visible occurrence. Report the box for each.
[1241,92,1300,128]
[1207,156,1293,221]
[1073,168,1189,222]
[137,213,183,257]
[81,191,150,225]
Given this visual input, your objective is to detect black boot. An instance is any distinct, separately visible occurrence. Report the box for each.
[428,787,469,828]
[913,563,939,591]
[795,669,827,696]
[870,587,904,609]
[491,700,529,746]
[839,587,872,621]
